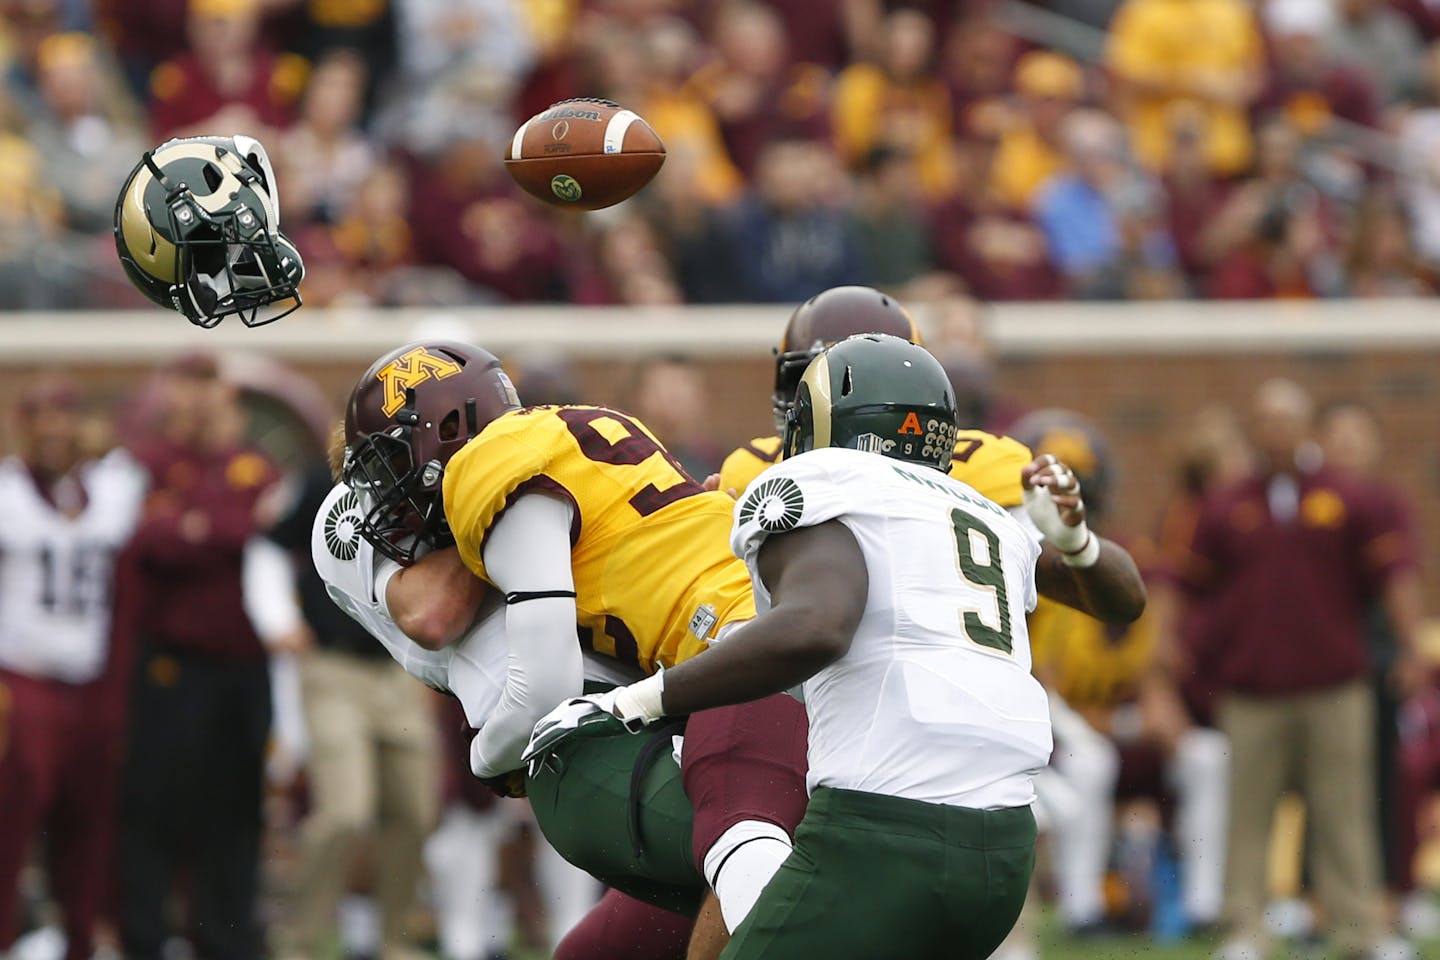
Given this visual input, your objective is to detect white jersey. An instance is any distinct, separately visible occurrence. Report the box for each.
[0,452,146,683]
[731,447,1052,810]
[310,483,638,730]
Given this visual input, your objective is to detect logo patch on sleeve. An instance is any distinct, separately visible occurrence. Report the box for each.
[739,476,805,533]
[324,490,364,561]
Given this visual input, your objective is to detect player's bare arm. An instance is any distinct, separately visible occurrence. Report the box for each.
[385,546,488,650]
[1022,454,1146,624]
[625,522,868,719]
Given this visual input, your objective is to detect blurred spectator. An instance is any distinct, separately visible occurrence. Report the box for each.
[629,356,724,477]
[589,19,743,207]
[594,216,685,305]
[846,146,936,292]
[1345,190,1435,294]
[990,51,1082,213]
[245,459,439,960]
[0,121,71,310]
[1199,119,1344,298]
[297,163,416,306]
[686,1,830,180]
[1106,0,1264,176]
[642,146,741,303]
[1034,109,1182,299]
[1316,402,1424,909]
[832,7,957,200]
[1259,0,1381,134]
[148,0,306,141]
[24,33,144,234]
[929,106,1062,301]
[1397,41,1440,265]
[1178,378,1423,960]
[0,379,145,960]
[940,14,1022,131]
[723,136,860,302]
[407,136,567,302]
[383,0,533,152]
[759,0,880,70]
[118,353,280,960]
[278,48,375,226]
[1021,409,1231,935]
[1327,0,1425,106]
[1162,102,1231,288]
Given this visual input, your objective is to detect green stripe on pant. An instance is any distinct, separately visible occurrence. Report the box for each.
[721,787,1037,960]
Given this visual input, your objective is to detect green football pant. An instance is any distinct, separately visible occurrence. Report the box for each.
[721,787,1037,960]
[525,719,706,916]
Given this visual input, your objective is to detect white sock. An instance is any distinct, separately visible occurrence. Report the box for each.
[1169,727,1230,924]
[702,820,793,932]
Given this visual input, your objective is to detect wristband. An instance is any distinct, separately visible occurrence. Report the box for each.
[1060,532,1101,569]
[612,670,667,731]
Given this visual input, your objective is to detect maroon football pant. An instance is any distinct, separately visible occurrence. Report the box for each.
[680,693,810,872]
[0,669,121,960]
[554,887,693,960]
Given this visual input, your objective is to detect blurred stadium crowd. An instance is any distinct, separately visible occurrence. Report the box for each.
[5,0,1440,310]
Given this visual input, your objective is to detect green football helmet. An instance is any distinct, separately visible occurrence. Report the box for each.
[114,135,304,328]
[784,333,960,471]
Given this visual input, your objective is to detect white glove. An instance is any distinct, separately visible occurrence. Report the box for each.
[521,692,621,775]
[1022,457,1098,567]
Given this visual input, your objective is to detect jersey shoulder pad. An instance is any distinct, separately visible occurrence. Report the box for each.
[730,448,854,561]
[442,408,564,575]
[311,483,375,602]
[948,430,1032,508]
[719,435,784,497]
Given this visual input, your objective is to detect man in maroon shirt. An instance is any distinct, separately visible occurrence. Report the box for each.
[1179,379,1423,960]
[117,353,280,960]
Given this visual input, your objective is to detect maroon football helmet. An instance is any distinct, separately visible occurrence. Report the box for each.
[772,286,922,434]
[343,340,520,564]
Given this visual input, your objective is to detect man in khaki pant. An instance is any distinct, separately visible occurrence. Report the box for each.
[246,461,438,960]
[1177,380,1427,960]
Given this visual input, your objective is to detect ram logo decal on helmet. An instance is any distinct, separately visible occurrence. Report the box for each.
[377,347,465,416]
[114,135,304,328]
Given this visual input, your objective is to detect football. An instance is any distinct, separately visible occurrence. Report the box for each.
[504,98,666,211]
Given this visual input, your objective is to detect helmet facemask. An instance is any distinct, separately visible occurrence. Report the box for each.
[343,392,452,566]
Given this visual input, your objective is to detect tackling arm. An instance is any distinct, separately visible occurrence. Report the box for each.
[386,546,488,650]
[631,521,869,720]
[469,492,586,780]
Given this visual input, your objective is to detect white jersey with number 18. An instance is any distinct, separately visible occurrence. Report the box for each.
[731,447,1052,810]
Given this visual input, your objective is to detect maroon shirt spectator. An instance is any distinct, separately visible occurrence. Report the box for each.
[126,356,278,660]
[687,2,831,179]
[407,141,567,302]
[147,0,304,140]
[1181,462,1415,693]
[929,196,1062,300]
[757,0,874,70]
[1259,7,1381,130]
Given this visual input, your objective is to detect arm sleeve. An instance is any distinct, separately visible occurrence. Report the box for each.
[469,492,585,778]
[242,537,305,645]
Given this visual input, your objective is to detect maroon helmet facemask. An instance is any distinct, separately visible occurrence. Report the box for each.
[342,341,520,565]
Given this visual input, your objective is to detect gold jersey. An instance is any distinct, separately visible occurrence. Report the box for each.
[1027,596,1157,710]
[719,429,1033,507]
[443,405,755,675]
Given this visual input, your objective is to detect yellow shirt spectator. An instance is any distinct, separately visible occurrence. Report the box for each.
[1107,0,1264,176]
[832,62,958,200]
[641,90,744,207]
[989,52,1082,212]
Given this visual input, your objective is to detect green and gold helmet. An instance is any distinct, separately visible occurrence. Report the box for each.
[114,135,304,328]
[784,333,959,471]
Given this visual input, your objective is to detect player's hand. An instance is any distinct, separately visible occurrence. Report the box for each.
[477,769,528,799]
[702,473,740,498]
[521,693,627,775]
[1021,454,1092,559]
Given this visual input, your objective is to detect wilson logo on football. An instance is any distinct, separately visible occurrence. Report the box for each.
[376,346,463,416]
